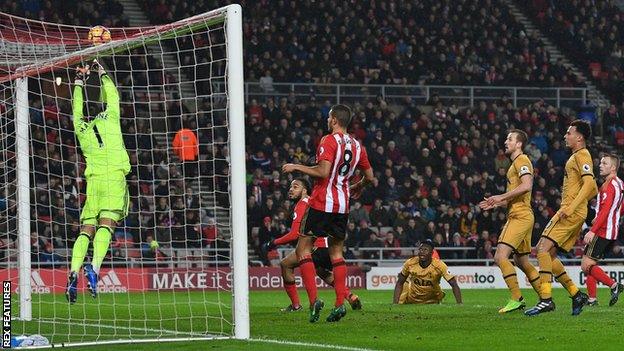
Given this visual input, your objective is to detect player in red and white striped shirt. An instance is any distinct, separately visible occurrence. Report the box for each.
[582,154,624,306]
[263,178,362,312]
[283,104,374,323]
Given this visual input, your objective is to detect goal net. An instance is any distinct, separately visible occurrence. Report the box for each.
[0,4,248,346]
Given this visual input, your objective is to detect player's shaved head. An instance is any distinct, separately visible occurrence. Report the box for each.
[330,104,352,128]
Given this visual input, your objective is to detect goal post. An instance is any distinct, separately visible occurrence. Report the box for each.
[1,3,248,345]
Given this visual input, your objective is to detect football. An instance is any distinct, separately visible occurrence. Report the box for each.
[87,25,111,45]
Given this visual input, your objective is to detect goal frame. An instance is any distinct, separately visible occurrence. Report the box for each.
[8,3,249,344]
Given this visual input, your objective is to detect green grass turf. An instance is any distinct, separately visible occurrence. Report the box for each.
[11,288,624,350]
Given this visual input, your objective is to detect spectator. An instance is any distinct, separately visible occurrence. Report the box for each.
[383,231,401,259]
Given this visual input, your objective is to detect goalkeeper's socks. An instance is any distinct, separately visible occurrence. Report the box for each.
[70,233,91,273]
[331,258,347,307]
[92,225,113,275]
[537,251,553,299]
[589,265,616,288]
[552,258,579,297]
[283,281,300,307]
[586,275,597,299]
[298,254,318,305]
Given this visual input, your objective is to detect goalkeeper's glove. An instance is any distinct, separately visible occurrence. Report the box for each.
[91,59,107,77]
[74,65,90,86]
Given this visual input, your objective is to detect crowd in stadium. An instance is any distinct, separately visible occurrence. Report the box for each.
[2,0,624,267]
[524,0,624,104]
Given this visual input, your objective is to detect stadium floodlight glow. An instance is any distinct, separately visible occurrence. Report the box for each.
[0,3,248,346]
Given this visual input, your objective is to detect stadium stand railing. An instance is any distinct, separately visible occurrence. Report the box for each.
[242,82,589,109]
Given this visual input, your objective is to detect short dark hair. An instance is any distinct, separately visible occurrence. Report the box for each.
[330,104,352,128]
[294,177,311,195]
[421,239,435,250]
[570,120,592,141]
[509,129,528,149]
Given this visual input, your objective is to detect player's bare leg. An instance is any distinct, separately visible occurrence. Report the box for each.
[296,235,323,322]
[581,255,623,306]
[494,244,525,313]
[66,224,96,304]
[525,238,557,316]
[326,237,348,322]
[279,251,302,312]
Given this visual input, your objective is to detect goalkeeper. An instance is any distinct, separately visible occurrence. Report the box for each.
[66,59,130,304]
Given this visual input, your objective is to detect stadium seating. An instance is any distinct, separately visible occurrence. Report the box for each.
[520,0,624,103]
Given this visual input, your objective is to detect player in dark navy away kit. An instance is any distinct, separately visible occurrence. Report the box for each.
[283,104,374,323]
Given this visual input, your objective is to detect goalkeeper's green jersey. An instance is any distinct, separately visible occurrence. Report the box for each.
[72,74,130,177]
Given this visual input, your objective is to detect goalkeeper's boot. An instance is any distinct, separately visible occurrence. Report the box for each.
[83,263,98,299]
[498,298,526,314]
[65,271,78,304]
[587,298,599,307]
[347,293,362,310]
[571,291,589,316]
[326,304,347,322]
[609,283,624,306]
[524,299,555,316]
[309,299,324,323]
[280,304,302,313]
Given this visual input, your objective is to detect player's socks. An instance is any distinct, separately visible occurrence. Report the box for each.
[524,264,542,296]
[92,225,113,275]
[283,281,300,308]
[499,258,522,301]
[298,254,318,305]
[70,232,91,273]
[331,258,347,307]
[586,275,597,300]
[589,265,616,288]
[536,252,553,300]
[552,258,579,297]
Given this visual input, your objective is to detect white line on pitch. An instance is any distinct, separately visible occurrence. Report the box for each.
[249,338,380,351]
[37,318,211,337]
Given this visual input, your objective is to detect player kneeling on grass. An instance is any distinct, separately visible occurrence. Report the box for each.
[66,59,130,304]
[581,154,624,306]
[263,178,361,312]
[393,240,462,305]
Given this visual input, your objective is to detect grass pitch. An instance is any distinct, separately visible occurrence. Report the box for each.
[11,288,624,350]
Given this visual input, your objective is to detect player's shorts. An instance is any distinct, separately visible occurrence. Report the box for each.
[312,247,332,274]
[398,284,445,304]
[80,170,129,226]
[300,207,348,240]
[584,235,615,261]
[498,212,534,255]
[541,211,586,253]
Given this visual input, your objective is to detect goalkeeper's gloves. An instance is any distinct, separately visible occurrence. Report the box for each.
[91,59,107,77]
[74,65,90,86]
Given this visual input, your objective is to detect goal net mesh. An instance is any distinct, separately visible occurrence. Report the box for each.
[0,7,238,344]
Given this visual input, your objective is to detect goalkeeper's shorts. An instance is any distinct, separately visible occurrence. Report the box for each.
[80,170,129,226]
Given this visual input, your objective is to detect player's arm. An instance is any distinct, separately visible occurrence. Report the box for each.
[72,66,91,135]
[270,203,305,247]
[562,158,598,217]
[447,277,462,304]
[392,272,407,304]
[585,184,615,244]
[93,60,120,119]
[350,147,375,196]
[282,160,332,179]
